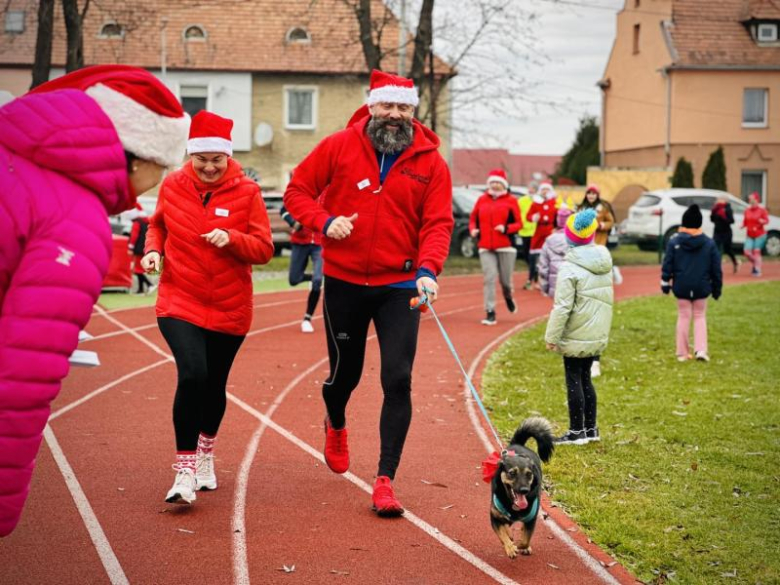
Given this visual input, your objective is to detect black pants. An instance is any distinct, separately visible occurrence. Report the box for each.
[289,244,323,318]
[528,251,540,282]
[323,276,420,479]
[158,317,245,451]
[714,232,737,266]
[135,272,152,293]
[563,356,597,431]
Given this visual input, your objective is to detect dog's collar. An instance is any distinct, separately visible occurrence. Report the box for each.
[493,493,539,524]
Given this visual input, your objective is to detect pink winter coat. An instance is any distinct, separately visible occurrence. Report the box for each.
[0,89,132,537]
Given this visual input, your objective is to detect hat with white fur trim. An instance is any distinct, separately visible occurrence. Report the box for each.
[486,168,509,189]
[30,64,189,168]
[187,111,233,156]
[366,69,419,107]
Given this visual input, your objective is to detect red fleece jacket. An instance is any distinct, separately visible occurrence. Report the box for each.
[283,106,453,286]
[469,191,522,250]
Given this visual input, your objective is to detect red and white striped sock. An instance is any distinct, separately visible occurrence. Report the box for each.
[197,433,217,456]
[175,451,197,472]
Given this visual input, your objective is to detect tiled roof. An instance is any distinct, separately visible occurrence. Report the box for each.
[0,0,449,75]
[452,149,560,186]
[668,0,780,67]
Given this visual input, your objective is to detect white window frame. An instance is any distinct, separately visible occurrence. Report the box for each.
[4,11,25,34]
[284,86,318,130]
[757,23,778,42]
[182,24,207,42]
[742,88,768,128]
[285,27,311,44]
[98,20,124,39]
[741,169,767,204]
[179,85,210,117]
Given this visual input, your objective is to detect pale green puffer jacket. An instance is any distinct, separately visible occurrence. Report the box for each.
[544,244,614,357]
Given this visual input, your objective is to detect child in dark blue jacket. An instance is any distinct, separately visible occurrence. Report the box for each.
[661,205,723,362]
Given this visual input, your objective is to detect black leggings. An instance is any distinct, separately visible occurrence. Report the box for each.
[528,252,540,282]
[323,276,420,479]
[563,356,597,431]
[158,317,245,451]
[714,233,737,266]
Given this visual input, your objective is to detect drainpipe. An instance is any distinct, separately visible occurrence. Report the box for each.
[160,17,168,79]
[661,66,671,167]
[596,79,610,167]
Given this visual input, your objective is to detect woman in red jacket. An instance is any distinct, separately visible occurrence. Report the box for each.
[141,111,274,505]
[742,192,769,277]
[469,168,522,325]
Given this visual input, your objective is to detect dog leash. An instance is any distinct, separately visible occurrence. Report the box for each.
[411,289,505,453]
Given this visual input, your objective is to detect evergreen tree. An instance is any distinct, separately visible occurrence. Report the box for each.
[554,116,600,186]
[671,157,694,188]
[702,146,727,191]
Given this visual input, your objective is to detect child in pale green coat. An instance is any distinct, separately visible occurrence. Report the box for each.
[544,209,614,445]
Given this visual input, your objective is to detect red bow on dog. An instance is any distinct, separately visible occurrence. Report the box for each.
[481,450,515,483]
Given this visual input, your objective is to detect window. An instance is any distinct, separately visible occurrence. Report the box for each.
[183,25,207,41]
[743,88,768,127]
[741,170,766,203]
[180,86,208,117]
[634,0,640,7]
[757,23,778,42]
[688,196,716,211]
[284,87,317,130]
[285,27,311,44]
[99,22,123,38]
[632,24,640,54]
[4,11,25,33]
[634,194,661,207]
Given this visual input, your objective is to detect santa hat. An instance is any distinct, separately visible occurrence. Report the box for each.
[366,69,419,107]
[486,168,509,189]
[565,208,598,246]
[586,183,601,195]
[749,192,761,203]
[30,65,189,168]
[187,111,233,156]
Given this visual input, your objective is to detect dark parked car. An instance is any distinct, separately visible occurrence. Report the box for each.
[451,186,482,258]
[262,191,291,256]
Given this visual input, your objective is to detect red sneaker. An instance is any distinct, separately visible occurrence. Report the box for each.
[323,418,349,474]
[372,476,404,517]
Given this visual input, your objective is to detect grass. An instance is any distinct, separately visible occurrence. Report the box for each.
[482,281,780,584]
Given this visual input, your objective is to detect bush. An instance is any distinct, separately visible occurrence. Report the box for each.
[671,157,694,188]
[702,146,727,191]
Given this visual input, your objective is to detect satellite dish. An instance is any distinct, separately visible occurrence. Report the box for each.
[254,122,274,147]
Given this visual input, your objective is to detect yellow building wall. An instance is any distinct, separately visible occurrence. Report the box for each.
[586,167,672,200]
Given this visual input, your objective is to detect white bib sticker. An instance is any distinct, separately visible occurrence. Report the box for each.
[215,208,229,217]
[357,178,371,190]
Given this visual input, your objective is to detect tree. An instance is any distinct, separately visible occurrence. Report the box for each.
[671,157,694,188]
[702,146,727,191]
[62,0,90,72]
[31,0,55,89]
[553,116,600,186]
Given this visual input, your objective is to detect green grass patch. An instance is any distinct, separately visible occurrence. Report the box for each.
[482,281,780,584]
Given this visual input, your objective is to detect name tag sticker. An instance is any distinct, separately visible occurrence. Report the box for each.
[215,208,229,217]
[357,179,371,190]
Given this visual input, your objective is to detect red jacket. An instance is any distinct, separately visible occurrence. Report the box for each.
[468,191,522,250]
[526,198,558,252]
[283,106,453,286]
[281,205,323,246]
[146,159,274,335]
[743,205,769,239]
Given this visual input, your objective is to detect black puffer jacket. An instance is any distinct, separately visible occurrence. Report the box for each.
[662,232,723,300]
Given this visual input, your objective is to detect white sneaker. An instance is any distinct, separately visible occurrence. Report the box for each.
[695,351,710,362]
[195,453,217,491]
[590,361,601,378]
[165,468,197,504]
[612,266,623,285]
[301,319,314,333]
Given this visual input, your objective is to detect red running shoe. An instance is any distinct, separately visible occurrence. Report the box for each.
[323,418,349,474]
[372,476,404,517]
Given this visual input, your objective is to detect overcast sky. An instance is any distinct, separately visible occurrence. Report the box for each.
[452,0,625,156]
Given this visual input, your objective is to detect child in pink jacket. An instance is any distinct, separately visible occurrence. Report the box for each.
[0,66,188,537]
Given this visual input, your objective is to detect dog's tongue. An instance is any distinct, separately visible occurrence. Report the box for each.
[513,494,528,511]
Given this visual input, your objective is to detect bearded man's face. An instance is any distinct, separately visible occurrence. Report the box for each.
[367,102,415,154]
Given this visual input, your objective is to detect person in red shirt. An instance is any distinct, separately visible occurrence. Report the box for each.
[525,182,558,289]
[141,111,274,505]
[280,202,323,332]
[469,168,522,325]
[127,203,154,294]
[742,192,769,277]
[284,70,453,517]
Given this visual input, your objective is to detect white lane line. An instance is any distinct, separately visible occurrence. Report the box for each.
[43,425,130,585]
[82,323,158,343]
[463,316,623,585]
[227,393,520,585]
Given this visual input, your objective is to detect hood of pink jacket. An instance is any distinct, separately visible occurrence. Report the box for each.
[0,89,131,215]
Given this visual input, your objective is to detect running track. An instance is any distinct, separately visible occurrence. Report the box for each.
[2,264,776,585]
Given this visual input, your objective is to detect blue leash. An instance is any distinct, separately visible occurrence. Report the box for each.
[414,289,505,452]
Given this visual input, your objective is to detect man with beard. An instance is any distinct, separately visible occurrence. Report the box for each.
[284,70,453,517]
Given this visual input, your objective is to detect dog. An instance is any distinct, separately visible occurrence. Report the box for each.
[483,417,555,559]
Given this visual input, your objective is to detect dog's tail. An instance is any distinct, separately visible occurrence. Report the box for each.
[510,417,555,463]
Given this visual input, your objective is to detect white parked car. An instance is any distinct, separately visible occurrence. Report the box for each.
[109,195,158,235]
[623,188,780,257]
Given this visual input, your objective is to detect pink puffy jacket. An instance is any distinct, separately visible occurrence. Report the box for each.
[0,89,132,536]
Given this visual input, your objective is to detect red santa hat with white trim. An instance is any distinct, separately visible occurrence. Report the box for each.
[29,64,189,168]
[187,111,234,156]
[486,168,509,189]
[366,69,419,107]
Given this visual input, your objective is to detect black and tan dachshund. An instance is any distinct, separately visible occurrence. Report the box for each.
[486,417,555,558]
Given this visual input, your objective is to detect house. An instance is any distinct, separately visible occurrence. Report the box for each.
[452,148,560,186]
[598,0,780,210]
[0,0,453,191]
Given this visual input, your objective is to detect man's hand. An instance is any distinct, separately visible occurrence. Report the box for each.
[327,213,358,240]
[546,343,557,351]
[292,221,303,232]
[201,229,230,248]
[494,225,505,233]
[141,251,161,274]
[417,276,439,304]
[470,228,479,238]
